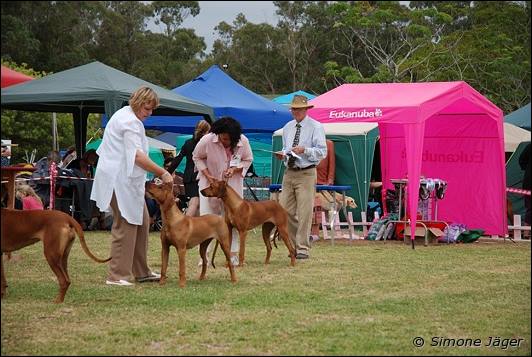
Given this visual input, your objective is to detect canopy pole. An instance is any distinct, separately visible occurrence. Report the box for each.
[52,112,58,151]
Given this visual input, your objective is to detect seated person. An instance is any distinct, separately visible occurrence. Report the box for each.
[1,142,11,167]
[60,146,77,168]
[66,149,98,178]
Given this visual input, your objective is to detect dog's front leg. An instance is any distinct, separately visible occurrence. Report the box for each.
[159,235,170,286]
[177,243,187,288]
[238,230,247,267]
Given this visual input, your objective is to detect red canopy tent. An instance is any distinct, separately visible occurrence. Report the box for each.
[1,65,34,88]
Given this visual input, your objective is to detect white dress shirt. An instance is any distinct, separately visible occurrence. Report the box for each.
[281,116,327,168]
[90,106,149,225]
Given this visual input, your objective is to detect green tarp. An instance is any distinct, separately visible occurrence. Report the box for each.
[272,122,379,221]
[1,61,214,155]
[86,138,164,179]
[506,141,531,220]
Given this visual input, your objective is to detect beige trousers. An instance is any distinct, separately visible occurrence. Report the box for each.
[107,193,152,281]
[279,168,317,256]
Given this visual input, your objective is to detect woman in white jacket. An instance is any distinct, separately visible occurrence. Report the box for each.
[91,86,173,286]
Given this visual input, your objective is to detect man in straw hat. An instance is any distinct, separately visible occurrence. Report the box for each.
[274,95,327,260]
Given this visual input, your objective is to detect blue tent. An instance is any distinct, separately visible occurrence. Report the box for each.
[505,103,531,130]
[140,65,292,134]
[273,90,317,105]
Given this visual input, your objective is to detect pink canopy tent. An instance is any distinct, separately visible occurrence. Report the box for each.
[308,81,506,242]
[1,65,34,88]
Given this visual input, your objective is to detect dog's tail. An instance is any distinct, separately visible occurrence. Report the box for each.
[270,227,279,249]
[211,240,219,269]
[69,216,111,263]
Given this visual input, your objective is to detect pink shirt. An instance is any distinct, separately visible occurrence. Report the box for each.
[193,132,253,194]
[22,196,44,210]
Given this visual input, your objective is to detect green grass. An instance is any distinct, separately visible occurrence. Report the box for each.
[1,230,530,356]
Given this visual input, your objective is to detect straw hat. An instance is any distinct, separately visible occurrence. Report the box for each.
[290,95,314,109]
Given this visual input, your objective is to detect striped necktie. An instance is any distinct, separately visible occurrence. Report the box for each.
[288,123,301,168]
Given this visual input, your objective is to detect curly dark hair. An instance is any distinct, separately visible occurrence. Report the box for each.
[210,116,242,152]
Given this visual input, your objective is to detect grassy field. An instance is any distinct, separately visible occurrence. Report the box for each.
[1,230,530,356]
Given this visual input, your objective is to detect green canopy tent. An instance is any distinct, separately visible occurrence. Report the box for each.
[272,122,379,221]
[1,61,214,156]
[506,141,531,221]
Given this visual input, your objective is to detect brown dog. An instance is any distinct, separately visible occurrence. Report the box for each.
[145,181,236,287]
[200,179,296,267]
[1,208,110,303]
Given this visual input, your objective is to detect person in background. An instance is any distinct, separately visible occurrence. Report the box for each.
[193,116,253,266]
[67,149,98,178]
[15,184,44,210]
[60,146,77,168]
[90,86,173,287]
[1,142,11,167]
[274,95,327,260]
[166,119,211,217]
[311,139,336,240]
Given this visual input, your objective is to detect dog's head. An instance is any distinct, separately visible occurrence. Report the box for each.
[145,181,174,204]
[345,196,357,209]
[200,179,227,198]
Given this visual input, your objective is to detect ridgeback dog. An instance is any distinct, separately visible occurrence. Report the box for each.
[200,179,296,267]
[1,208,111,303]
[145,181,236,287]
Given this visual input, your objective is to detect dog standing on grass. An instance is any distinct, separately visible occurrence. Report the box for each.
[200,178,296,267]
[1,208,111,303]
[145,181,237,287]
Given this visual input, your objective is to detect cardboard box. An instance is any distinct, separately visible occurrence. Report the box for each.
[404,226,444,241]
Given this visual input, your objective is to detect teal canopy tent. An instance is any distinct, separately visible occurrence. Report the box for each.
[273,90,316,106]
[505,103,531,130]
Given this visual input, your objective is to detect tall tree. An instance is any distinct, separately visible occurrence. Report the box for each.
[274,1,333,93]
[412,1,531,113]
[212,14,286,94]
[325,1,453,84]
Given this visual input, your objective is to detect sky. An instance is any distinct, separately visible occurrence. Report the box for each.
[150,1,279,54]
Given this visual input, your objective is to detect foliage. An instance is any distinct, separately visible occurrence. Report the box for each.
[0,0,530,128]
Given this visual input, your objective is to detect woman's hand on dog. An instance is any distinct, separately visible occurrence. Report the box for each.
[161,171,173,183]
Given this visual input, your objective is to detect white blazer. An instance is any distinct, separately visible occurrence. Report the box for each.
[90,106,149,225]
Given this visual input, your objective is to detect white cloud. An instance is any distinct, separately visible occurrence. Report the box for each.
[181,1,279,53]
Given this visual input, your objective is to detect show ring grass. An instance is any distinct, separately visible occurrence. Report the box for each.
[1,230,530,356]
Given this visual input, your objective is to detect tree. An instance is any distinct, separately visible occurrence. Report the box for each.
[325,1,453,84]
[411,1,531,113]
[212,14,286,94]
[274,1,334,93]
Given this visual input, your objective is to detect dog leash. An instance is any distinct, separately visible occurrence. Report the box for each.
[244,179,260,202]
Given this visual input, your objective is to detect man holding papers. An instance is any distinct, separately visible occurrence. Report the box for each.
[274,95,327,260]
